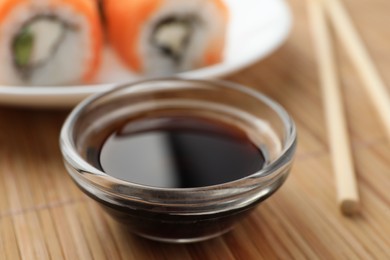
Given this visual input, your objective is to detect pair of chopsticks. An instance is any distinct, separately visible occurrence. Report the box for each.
[308,0,390,215]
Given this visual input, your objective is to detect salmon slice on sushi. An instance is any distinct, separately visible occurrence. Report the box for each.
[104,0,229,76]
[0,0,103,86]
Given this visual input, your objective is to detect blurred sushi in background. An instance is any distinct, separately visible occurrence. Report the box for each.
[104,0,229,76]
[0,0,103,86]
[0,0,229,86]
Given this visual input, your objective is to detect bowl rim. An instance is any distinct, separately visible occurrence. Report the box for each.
[60,77,297,194]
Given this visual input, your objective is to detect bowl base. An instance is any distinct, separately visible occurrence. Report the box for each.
[135,227,234,243]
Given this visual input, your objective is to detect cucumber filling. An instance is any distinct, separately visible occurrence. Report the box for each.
[152,18,194,63]
[12,16,69,79]
[13,27,33,67]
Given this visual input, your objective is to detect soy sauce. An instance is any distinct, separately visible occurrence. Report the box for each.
[97,117,265,188]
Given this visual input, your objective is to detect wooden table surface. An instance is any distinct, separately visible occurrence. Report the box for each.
[1,0,390,259]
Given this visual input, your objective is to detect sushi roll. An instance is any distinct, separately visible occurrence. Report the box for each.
[0,0,103,86]
[104,0,229,75]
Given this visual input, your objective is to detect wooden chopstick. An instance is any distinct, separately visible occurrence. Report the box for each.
[308,0,360,215]
[321,0,390,142]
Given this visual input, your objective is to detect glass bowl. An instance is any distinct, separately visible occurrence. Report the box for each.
[60,78,297,243]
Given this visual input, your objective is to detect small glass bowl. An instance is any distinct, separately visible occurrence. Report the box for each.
[60,78,296,243]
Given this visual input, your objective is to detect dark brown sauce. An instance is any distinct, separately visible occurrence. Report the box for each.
[97,116,265,188]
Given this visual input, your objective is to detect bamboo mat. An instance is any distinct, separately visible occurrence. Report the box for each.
[1,0,390,259]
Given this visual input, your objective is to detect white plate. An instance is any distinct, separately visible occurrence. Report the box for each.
[0,0,292,108]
